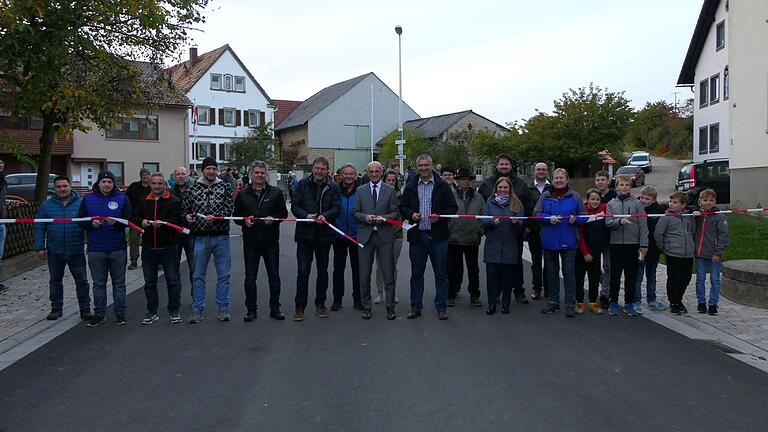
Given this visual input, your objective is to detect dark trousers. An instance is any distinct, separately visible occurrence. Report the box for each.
[295,239,332,308]
[486,263,515,306]
[47,252,91,311]
[141,246,181,315]
[666,256,693,305]
[609,244,639,304]
[408,230,449,312]
[513,236,525,296]
[243,240,281,311]
[447,244,480,299]
[544,249,577,305]
[332,238,360,306]
[575,251,601,303]
[176,235,194,291]
[528,232,547,294]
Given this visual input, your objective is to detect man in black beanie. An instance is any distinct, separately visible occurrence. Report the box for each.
[183,156,235,323]
[126,167,151,269]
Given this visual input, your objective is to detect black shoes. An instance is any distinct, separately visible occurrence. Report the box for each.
[244,310,257,322]
[127,262,138,270]
[486,305,497,315]
[386,307,397,320]
[361,309,373,320]
[515,294,529,305]
[541,303,561,314]
[79,309,94,320]
[270,309,285,320]
[406,309,421,319]
[531,289,541,300]
[501,304,510,314]
[330,301,342,311]
[46,309,63,320]
[353,303,364,311]
[708,304,718,315]
[115,314,128,325]
[670,304,681,315]
[470,296,482,307]
[446,298,456,307]
[678,303,689,314]
[87,315,106,327]
[697,303,707,314]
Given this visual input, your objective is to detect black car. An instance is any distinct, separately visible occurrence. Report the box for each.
[677,159,730,204]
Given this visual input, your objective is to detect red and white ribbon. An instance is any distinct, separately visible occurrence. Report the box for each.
[421,207,768,222]
[0,216,144,233]
[147,220,190,235]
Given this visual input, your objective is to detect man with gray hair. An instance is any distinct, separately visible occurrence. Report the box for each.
[399,154,458,320]
[234,160,288,321]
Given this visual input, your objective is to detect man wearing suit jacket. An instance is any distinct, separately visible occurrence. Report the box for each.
[353,162,400,320]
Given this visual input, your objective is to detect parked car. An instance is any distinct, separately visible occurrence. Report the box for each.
[610,165,645,188]
[677,159,730,204]
[629,151,653,173]
[4,173,57,202]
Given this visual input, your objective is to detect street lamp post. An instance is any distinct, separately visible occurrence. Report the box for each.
[395,25,405,176]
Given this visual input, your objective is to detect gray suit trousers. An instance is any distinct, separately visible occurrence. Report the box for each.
[359,231,395,309]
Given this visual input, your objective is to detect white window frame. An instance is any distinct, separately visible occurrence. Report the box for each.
[234,76,246,93]
[196,141,215,160]
[709,123,720,153]
[221,143,233,161]
[223,108,236,126]
[197,105,209,125]
[709,74,720,105]
[224,74,233,91]
[698,126,708,155]
[716,20,725,51]
[699,79,709,109]
[248,109,260,127]
[210,73,222,91]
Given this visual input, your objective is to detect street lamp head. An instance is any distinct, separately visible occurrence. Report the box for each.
[395,25,402,35]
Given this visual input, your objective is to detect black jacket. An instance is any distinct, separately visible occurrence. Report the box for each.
[400,172,458,242]
[643,201,668,260]
[233,183,288,243]
[131,190,183,249]
[478,172,534,216]
[126,181,151,211]
[291,176,341,243]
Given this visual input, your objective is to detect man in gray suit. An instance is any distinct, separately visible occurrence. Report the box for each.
[354,161,399,320]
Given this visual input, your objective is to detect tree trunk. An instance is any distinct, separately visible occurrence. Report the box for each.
[34,113,57,203]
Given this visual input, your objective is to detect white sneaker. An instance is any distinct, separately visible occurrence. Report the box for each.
[373,295,382,304]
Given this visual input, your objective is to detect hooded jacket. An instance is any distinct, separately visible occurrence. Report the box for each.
[481,197,523,264]
[448,187,485,246]
[233,182,288,243]
[693,205,729,259]
[132,190,183,249]
[34,190,85,255]
[606,194,648,247]
[78,183,132,252]
[654,210,695,258]
[291,175,341,243]
[478,171,534,217]
[182,177,234,236]
[400,172,458,242]
[533,187,586,250]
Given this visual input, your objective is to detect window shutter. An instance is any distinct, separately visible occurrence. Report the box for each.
[209,108,216,125]
[259,111,266,127]
[236,110,241,126]
[243,110,249,127]
[219,108,224,126]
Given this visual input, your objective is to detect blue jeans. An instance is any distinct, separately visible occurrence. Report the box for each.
[408,230,449,312]
[191,235,231,311]
[295,240,332,308]
[0,224,5,261]
[48,253,91,310]
[635,255,659,302]
[695,257,721,306]
[142,246,181,315]
[88,249,127,316]
[544,249,576,306]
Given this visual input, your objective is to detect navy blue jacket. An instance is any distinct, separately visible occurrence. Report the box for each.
[77,184,132,252]
[34,191,85,255]
[481,198,523,264]
[336,183,359,240]
[291,176,341,243]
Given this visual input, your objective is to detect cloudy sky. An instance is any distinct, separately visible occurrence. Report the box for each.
[183,0,701,125]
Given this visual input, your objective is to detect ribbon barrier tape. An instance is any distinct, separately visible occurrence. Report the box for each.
[0,216,144,233]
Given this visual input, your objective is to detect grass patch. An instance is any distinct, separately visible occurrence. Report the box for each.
[722,214,768,261]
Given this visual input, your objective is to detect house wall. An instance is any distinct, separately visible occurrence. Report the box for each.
[186,49,274,167]
[69,106,188,187]
[307,74,419,171]
[693,0,730,163]
[728,0,768,208]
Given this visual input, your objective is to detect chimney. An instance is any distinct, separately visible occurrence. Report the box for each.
[189,47,198,64]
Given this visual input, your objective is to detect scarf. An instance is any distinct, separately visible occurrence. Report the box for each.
[554,187,568,198]
[494,194,509,206]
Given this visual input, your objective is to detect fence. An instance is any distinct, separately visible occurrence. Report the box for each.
[3,202,40,259]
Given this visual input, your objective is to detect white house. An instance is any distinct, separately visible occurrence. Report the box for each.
[677,0,768,207]
[166,45,274,171]
[274,72,420,172]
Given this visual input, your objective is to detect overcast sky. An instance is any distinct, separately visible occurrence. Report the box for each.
[183,0,701,125]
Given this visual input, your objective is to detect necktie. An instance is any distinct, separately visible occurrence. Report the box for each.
[372,184,378,207]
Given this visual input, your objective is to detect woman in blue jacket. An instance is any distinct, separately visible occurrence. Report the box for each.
[533,168,586,318]
[481,177,523,315]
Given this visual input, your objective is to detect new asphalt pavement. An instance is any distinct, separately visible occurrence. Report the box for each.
[1,223,767,431]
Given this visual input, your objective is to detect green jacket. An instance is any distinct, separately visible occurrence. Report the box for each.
[448,188,485,246]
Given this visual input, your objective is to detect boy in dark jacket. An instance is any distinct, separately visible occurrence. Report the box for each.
[635,186,668,312]
[655,192,695,315]
[78,170,132,327]
[133,173,184,324]
[692,188,729,315]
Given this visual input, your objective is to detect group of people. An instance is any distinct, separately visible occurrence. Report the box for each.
[30,152,729,326]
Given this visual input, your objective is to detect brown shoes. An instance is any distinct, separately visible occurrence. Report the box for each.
[361,309,373,320]
[437,310,449,320]
[316,305,329,318]
[406,308,421,319]
[386,307,397,320]
[46,309,63,320]
[293,307,305,322]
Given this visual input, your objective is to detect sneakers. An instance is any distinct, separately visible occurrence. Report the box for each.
[293,307,305,322]
[87,315,106,327]
[575,303,585,314]
[46,309,63,320]
[373,295,383,305]
[141,312,159,325]
[270,309,286,320]
[330,301,341,311]
[632,301,643,315]
[361,309,373,320]
[446,298,456,307]
[678,303,689,314]
[541,303,560,314]
[670,304,681,315]
[127,262,138,270]
[170,313,183,324]
[565,304,576,318]
[244,309,257,322]
[531,289,542,300]
[217,310,231,322]
[589,303,603,314]
[708,304,719,315]
[470,296,482,307]
[189,309,204,324]
[624,303,638,317]
[647,300,668,311]
[80,309,94,320]
[115,314,128,325]
[697,303,707,314]
[316,305,329,318]
[608,303,619,316]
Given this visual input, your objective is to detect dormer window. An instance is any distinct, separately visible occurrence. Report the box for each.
[224,74,233,91]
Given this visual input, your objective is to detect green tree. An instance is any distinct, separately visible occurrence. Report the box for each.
[377,128,431,167]
[228,124,276,174]
[625,100,692,158]
[0,0,209,202]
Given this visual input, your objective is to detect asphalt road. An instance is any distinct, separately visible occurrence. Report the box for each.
[1,222,767,431]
